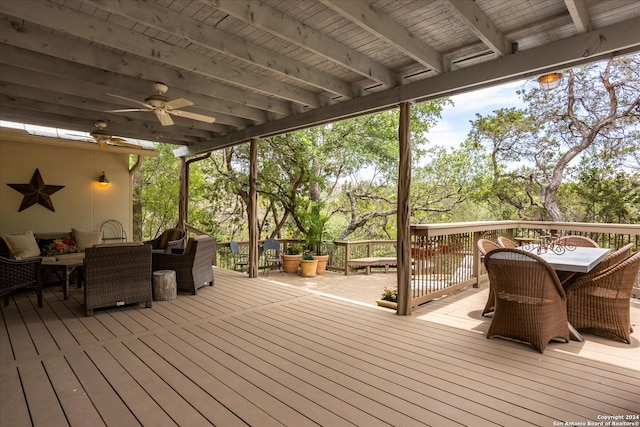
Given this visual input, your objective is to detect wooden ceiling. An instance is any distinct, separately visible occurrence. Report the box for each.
[1,0,639,157]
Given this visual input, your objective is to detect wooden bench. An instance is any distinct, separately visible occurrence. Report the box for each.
[346,257,397,275]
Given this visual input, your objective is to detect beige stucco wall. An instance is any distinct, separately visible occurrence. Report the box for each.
[0,136,132,239]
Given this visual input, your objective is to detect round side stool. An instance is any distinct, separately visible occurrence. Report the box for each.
[152,270,177,301]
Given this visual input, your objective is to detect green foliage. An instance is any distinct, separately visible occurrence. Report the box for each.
[466,54,640,222]
[301,251,315,260]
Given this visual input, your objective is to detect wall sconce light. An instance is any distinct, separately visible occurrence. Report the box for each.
[97,171,110,186]
[537,72,563,90]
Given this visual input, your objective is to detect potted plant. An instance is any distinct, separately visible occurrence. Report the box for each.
[376,285,398,309]
[304,202,330,274]
[299,250,318,277]
[282,244,302,273]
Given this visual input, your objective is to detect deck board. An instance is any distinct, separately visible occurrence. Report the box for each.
[1,267,639,426]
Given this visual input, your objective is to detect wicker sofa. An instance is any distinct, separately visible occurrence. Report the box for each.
[84,242,152,316]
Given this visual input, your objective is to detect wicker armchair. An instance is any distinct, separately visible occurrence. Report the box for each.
[484,248,569,353]
[497,236,518,248]
[83,243,152,316]
[477,239,500,317]
[152,236,216,295]
[555,235,599,248]
[0,256,43,308]
[565,251,640,344]
[144,228,186,253]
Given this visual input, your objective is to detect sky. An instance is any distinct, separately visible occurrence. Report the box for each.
[426,79,528,150]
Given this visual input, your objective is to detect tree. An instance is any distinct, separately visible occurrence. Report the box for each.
[468,55,640,221]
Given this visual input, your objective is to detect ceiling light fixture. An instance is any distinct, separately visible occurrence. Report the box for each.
[537,72,563,90]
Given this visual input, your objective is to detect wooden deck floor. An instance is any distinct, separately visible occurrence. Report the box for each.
[1,268,639,426]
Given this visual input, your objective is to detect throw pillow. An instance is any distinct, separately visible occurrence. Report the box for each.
[72,228,103,251]
[1,231,41,259]
[38,237,79,257]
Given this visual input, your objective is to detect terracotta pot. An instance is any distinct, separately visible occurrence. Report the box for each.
[299,259,318,277]
[282,254,301,273]
[314,254,329,274]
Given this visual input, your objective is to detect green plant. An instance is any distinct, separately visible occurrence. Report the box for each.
[302,251,315,261]
[381,285,398,302]
[287,244,302,255]
[303,201,329,255]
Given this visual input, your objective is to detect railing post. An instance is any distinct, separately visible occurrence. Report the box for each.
[473,231,482,288]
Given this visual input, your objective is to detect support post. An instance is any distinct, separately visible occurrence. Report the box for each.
[397,102,412,315]
[248,138,259,278]
[177,157,187,230]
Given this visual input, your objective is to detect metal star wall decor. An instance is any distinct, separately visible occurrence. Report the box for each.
[7,169,65,212]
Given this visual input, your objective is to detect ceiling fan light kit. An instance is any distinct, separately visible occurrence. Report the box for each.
[106,82,215,126]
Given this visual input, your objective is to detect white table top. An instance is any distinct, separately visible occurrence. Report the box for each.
[518,245,611,273]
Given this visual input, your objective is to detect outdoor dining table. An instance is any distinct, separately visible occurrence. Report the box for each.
[517,245,611,273]
[516,245,611,342]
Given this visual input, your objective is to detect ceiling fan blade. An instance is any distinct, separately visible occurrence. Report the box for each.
[107,93,153,109]
[105,108,151,113]
[155,109,174,126]
[169,109,216,123]
[164,97,193,110]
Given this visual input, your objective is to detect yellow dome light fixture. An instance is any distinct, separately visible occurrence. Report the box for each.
[537,72,563,90]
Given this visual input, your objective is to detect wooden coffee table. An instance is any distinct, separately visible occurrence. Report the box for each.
[41,260,84,299]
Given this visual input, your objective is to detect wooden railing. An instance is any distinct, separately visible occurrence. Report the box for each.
[410,221,640,306]
[214,221,640,303]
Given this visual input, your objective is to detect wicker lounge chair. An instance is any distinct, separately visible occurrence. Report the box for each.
[497,236,518,248]
[477,239,500,316]
[152,236,216,294]
[0,256,42,308]
[84,242,152,316]
[484,248,569,353]
[555,235,599,248]
[144,228,186,253]
[565,251,640,344]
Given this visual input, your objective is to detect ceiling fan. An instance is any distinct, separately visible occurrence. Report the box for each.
[106,82,216,126]
[90,121,148,150]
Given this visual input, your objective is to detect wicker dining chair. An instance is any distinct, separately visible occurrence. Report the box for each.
[564,251,640,344]
[497,236,518,248]
[566,243,634,287]
[555,235,599,248]
[484,248,569,353]
[152,236,216,295]
[0,256,43,308]
[477,239,501,316]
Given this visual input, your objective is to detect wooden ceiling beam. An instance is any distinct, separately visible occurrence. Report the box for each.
[211,0,398,88]
[0,109,203,146]
[320,0,444,74]
[0,0,321,108]
[564,0,593,33]
[0,82,219,141]
[0,25,274,123]
[444,0,510,57]
[87,0,355,100]
[175,16,640,156]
